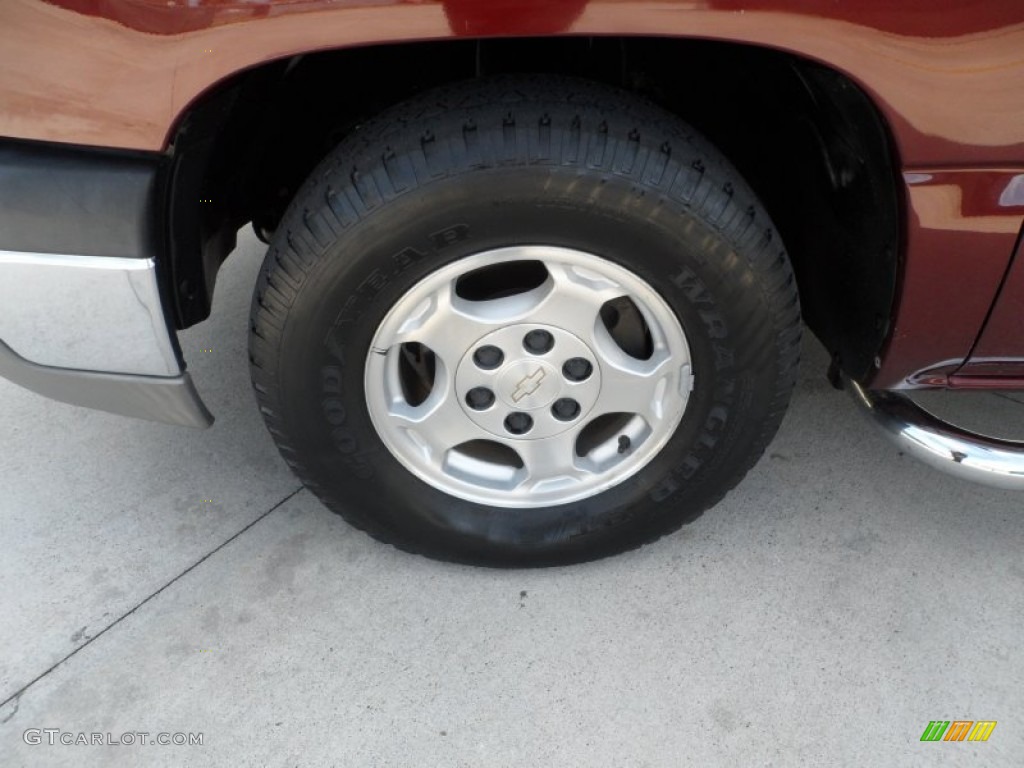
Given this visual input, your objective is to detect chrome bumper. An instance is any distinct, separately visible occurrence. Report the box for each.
[0,250,212,428]
[847,378,1024,490]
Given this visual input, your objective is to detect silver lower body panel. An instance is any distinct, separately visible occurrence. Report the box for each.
[0,251,179,375]
[0,251,212,428]
[0,340,212,428]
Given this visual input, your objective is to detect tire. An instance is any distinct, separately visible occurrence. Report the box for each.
[249,75,801,567]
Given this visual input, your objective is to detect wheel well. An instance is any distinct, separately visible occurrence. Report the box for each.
[165,36,900,381]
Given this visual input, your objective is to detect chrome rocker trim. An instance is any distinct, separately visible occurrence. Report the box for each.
[847,378,1024,490]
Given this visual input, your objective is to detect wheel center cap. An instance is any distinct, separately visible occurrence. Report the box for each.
[498,360,560,409]
[454,323,602,440]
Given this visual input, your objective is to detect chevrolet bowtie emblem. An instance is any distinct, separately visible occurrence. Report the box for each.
[511,367,546,402]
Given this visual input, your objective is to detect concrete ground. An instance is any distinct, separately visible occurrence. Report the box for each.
[1,229,1022,767]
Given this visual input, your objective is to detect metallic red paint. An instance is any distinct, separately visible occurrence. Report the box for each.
[874,170,1024,389]
[959,192,1024,382]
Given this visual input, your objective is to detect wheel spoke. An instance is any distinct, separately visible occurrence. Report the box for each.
[386,388,481,467]
[526,261,627,345]
[592,329,690,425]
[378,280,482,370]
[516,430,590,492]
[382,279,557,371]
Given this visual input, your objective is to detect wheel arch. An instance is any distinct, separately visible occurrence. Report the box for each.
[164,35,900,382]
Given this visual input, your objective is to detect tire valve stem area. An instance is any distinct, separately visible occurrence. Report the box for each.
[618,435,632,455]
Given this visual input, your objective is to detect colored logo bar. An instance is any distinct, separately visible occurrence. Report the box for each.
[920,721,996,742]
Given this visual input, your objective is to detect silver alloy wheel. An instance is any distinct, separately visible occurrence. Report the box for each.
[365,246,694,507]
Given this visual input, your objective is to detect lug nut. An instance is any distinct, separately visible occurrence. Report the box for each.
[473,345,504,370]
[562,357,593,382]
[465,387,495,411]
[551,398,581,421]
[523,329,554,355]
[504,412,534,435]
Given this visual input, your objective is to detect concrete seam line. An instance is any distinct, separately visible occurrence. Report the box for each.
[0,486,305,711]
[992,391,1024,406]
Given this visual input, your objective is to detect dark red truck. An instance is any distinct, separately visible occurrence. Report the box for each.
[1,0,1022,565]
